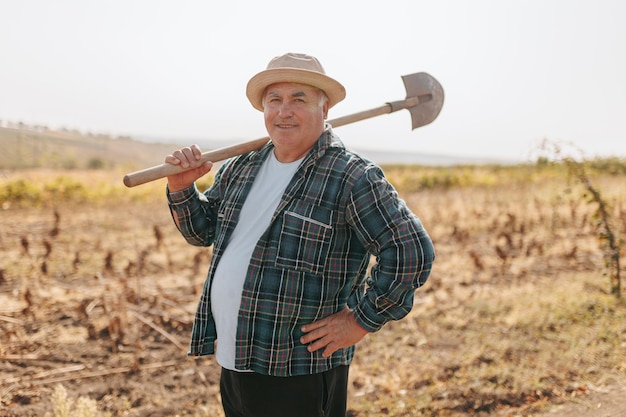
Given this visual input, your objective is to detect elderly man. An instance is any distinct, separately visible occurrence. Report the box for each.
[165,52,435,417]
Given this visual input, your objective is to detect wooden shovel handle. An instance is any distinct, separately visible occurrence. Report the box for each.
[123,136,270,187]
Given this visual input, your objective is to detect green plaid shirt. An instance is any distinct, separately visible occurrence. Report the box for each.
[167,127,434,377]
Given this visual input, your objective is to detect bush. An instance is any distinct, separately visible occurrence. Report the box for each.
[0,178,43,206]
[87,158,106,169]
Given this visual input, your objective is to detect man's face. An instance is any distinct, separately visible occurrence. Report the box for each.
[263,82,328,162]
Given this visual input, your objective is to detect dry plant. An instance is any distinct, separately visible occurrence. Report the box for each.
[44,384,101,417]
[569,162,622,297]
[535,138,623,297]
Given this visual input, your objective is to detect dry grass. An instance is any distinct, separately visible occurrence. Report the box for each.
[0,167,625,416]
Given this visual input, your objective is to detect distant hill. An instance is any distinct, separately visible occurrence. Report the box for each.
[0,126,513,171]
[0,126,179,171]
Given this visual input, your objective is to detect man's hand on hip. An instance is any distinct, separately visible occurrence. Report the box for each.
[300,308,369,358]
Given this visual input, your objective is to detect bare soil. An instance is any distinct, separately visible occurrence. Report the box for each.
[530,378,626,417]
[1,203,226,416]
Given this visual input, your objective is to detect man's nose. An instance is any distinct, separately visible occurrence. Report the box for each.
[277,102,294,117]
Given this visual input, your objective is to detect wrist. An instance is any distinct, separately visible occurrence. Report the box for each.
[167,181,194,193]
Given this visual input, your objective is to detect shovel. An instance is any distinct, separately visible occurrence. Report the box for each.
[123,72,444,187]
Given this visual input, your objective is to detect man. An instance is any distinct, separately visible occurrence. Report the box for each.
[165,52,435,417]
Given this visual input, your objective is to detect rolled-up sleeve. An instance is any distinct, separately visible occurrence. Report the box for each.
[167,184,217,247]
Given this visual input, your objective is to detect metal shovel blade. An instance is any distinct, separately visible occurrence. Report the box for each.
[402,72,445,130]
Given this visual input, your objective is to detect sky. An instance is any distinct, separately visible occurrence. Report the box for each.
[1,0,625,162]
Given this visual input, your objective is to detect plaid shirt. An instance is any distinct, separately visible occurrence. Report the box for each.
[167,127,434,377]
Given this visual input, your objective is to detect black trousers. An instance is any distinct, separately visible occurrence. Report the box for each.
[219,366,349,417]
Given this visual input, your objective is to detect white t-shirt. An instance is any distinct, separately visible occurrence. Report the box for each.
[211,150,303,371]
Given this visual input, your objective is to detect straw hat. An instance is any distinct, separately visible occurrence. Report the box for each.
[246,52,346,111]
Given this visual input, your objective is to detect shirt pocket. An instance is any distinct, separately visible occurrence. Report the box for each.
[276,202,334,275]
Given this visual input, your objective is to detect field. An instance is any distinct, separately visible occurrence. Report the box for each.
[1,156,625,416]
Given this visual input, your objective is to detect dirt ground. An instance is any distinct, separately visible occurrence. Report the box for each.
[0,203,228,417]
[1,178,625,416]
[530,378,626,417]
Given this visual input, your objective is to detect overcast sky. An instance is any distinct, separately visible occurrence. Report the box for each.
[1,0,624,161]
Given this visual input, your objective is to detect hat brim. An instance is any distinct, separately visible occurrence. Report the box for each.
[246,68,346,112]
